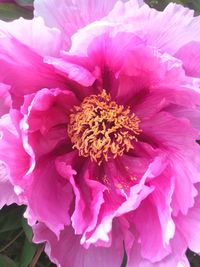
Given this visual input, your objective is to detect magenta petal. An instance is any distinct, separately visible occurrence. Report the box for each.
[33,223,124,267]
[81,156,158,246]
[25,159,73,236]
[0,83,11,116]
[166,106,200,132]
[132,199,171,262]
[0,0,200,266]
[176,184,200,253]
[130,159,176,263]
[56,155,107,239]
[0,36,66,98]
[149,168,175,246]
[134,85,200,121]
[20,88,79,159]
[44,56,96,87]
[175,41,200,77]
[0,115,31,185]
[142,112,200,214]
[0,162,18,208]
[127,230,189,267]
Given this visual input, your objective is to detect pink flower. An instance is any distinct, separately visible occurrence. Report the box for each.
[0,83,18,208]
[0,0,200,266]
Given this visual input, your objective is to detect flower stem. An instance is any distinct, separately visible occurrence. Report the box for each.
[29,244,45,267]
[0,229,23,253]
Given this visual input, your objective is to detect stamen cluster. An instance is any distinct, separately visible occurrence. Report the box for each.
[68,90,141,164]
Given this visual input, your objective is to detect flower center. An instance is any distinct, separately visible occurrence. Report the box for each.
[67,90,141,164]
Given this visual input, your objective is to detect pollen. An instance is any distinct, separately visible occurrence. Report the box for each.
[67,90,141,165]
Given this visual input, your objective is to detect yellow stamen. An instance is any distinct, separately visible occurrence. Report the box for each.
[67,90,142,164]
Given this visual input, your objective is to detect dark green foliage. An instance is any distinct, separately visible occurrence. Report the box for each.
[0,205,55,266]
[146,0,200,14]
[0,3,33,21]
[187,250,200,267]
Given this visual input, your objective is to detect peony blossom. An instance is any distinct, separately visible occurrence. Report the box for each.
[0,0,200,266]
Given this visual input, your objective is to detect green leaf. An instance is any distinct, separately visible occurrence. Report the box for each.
[15,0,33,7]
[19,238,37,267]
[0,3,33,21]
[0,205,23,233]
[21,218,33,242]
[0,254,17,267]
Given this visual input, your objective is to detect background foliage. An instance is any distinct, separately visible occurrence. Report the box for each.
[0,0,200,266]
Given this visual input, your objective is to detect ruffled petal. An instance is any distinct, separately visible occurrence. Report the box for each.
[176,184,200,253]
[33,222,124,267]
[0,17,64,57]
[44,56,96,88]
[0,34,66,99]
[144,3,199,54]
[0,161,18,208]
[126,230,188,267]
[165,106,200,132]
[82,154,168,247]
[19,88,79,159]
[141,112,200,214]
[107,1,200,55]
[55,154,107,242]
[34,0,121,49]
[127,158,175,262]
[148,167,175,247]
[68,24,197,108]
[24,158,73,236]
[0,83,11,116]
[0,114,31,184]
[175,41,200,77]
[134,85,200,121]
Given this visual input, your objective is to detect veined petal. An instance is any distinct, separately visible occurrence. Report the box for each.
[176,184,200,253]
[34,0,121,49]
[24,158,73,236]
[175,41,200,78]
[106,1,200,55]
[0,17,64,57]
[126,230,188,267]
[0,35,66,99]
[33,223,124,267]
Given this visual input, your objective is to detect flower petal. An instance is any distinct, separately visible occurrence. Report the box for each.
[0,83,11,116]
[176,184,200,253]
[34,221,124,267]
[56,154,107,241]
[82,154,166,246]
[24,158,73,236]
[148,167,175,246]
[0,34,66,98]
[0,161,18,208]
[0,17,64,57]
[20,88,79,159]
[0,114,31,184]
[175,41,200,78]
[107,1,200,55]
[126,230,188,267]
[34,0,121,49]
[141,112,200,214]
